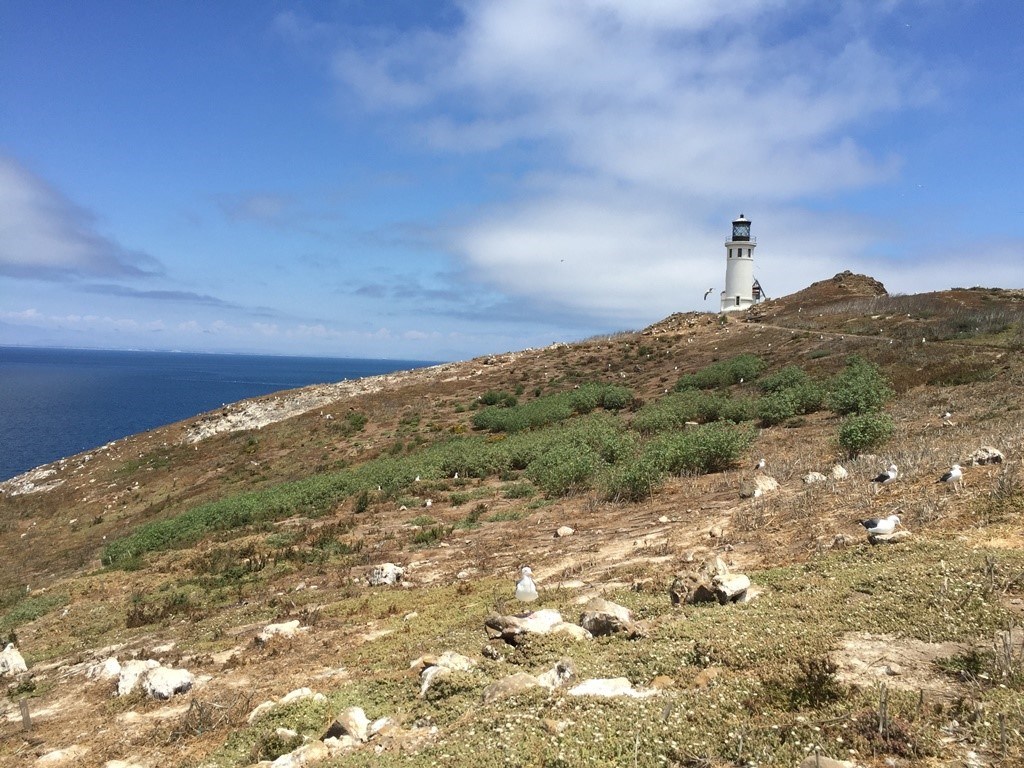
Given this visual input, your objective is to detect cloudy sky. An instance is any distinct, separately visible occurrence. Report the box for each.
[2,1,1021,361]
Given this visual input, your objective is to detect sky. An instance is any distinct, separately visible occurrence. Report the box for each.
[1,1,1022,362]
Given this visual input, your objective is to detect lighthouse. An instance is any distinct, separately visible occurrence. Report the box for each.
[720,214,760,313]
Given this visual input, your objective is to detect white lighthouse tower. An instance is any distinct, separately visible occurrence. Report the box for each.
[720,214,758,313]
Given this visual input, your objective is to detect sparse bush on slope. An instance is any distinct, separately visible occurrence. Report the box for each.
[838,411,895,456]
[827,355,894,415]
[675,353,765,390]
[472,383,633,432]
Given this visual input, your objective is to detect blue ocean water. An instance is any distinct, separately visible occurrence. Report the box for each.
[0,346,437,482]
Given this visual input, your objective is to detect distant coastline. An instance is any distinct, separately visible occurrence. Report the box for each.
[0,346,438,481]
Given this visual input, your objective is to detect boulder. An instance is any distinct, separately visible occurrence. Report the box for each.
[741,475,779,498]
[869,530,912,545]
[830,464,849,480]
[555,526,575,538]
[36,746,89,765]
[713,573,751,604]
[798,756,860,768]
[414,651,476,697]
[367,563,404,586]
[579,598,635,637]
[117,659,160,696]
[482,672,544,704]
[257,619,306,644]
[142,666,193,700]
[803,472,827,485]
[567,677,656,698]
[535,657,576,689]
[86,657,121,681]
[0,643,27,676]
[485,609,592,645]
[967,446,1004,466]
[325,706,370,742]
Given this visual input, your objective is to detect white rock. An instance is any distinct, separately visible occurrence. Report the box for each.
[830,464,849,480]
[367,563,404,586]
[967,446,1004,465]
[36,746,88,765]
[248,700,277,724]
[567,677,657,698]
[257,619,306,644]
[142,667,193,700]
[803,472,827,485]
[330,706,370,742]
[555,526,575,538]
[579,598,634,637]
[103,761,146,768]
[280,687,317,705]
[117,659,160,696]
[0,643,28,676]
[87,657,121,681]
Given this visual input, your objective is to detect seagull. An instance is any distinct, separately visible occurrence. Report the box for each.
[872,464,898,484]
[515,566,539,603]
[703,288,714,301]
[859,514,901,536]
[938,463,962,485]
[754,457,766,471]
[940,410,952,421]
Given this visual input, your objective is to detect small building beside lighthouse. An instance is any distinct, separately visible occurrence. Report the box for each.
[720,214,761,313]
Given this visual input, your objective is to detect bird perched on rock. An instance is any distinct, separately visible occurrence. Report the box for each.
[938,463,962,486]
[872,464,898,484]
[859,514,901,536]
[515,566,538,603]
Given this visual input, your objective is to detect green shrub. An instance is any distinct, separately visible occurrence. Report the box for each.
[827,356,894,415]
[502,482,536,499]
[758,390,797,427]
[526,442,599,497]
[479,390,517,407]
[675,354,765,390]
[646,423,755,475]
[472,384,634,433]
[837,412,895,455]
[602,454,664,502]
[632,391,754,433]
[759,365,811,394]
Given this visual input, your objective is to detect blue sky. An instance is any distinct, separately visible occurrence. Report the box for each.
[2,1,1022,362]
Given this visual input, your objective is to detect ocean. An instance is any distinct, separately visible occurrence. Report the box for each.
[0,346,437,482]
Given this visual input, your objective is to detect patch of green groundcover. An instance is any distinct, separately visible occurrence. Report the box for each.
[196,540,1024,768]
[103,412,754,566]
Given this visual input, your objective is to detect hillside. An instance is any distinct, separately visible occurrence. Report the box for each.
[2,275,1024,768]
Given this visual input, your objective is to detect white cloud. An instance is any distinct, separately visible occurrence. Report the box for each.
[0,155,161,280]
[325,0,942,322]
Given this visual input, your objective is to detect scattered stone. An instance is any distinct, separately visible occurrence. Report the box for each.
[798,756,860,768]
[803,471,827,485]
[831,464,849,480]
[36,746,89,765]
[657,515,670,523]
[0,643,27,676]
[142,666,193,700]
[248,688,324,724]
[967,446,1004,466]
[117,659,160,696]
[367,563,404,586]
[485,609,592,646]
[413,651,477,697]
[567,677,656,698]
[326,706,370,742]
[578,598,635,637]
[740,474,778,498]
[555,525,575,538]
[670,557,752,605]
[483,659,576,704]
[709,525,724,539]
[256,619,307,645]
[482,672,544,704]
[869,530,913,545]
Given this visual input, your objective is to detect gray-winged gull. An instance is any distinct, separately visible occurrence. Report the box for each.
[871,464,898,484]
[859,514,901,536]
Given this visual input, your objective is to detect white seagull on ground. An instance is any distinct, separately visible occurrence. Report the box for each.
[938,463,963,486]
[515,566,539,603]
[859,514,901,536]
[872,464,898,484]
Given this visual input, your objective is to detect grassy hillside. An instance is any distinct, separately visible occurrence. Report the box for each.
[2,276,1023,767]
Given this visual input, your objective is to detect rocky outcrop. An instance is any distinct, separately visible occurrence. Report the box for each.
[567,677,657,698]
[0,643,27,676]
[669,557,753,606]
[368,563,404,586]
[484,609,592,646]
[966,446,1003,465]
[412,651,477,697]
[482,658,577,704]
[578,598,635,637]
